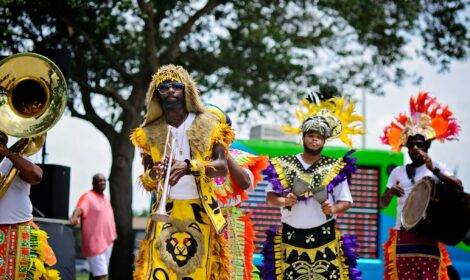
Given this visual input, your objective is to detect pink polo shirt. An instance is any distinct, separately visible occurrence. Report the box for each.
[76,190,117,257]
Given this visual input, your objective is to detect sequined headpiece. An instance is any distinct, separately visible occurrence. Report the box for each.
[381,91,460,151]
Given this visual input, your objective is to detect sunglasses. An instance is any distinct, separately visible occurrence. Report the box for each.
[157,82,185,93]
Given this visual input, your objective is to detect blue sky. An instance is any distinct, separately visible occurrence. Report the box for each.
[29,53,469,215]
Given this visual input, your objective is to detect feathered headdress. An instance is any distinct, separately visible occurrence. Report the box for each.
[381,91,460,151]
[282,92,365,147]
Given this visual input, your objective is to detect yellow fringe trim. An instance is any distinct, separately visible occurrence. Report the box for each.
[273,230,283,280]
[133,238,151,280]
[28,258,61,280]
[335,229,351,280]
[271,158,289,189]
[28,228,60,280]
[30,228,57,266]
[213,181,234,203]
[138,169,158,192]
[209,231,231,280]
[130,127,150,153]
[383,229,399,280]
[189,158,211,175]
[321,159,346,187]
[206,123,235,157]
[190,153,212,178]
[438,243,451,280]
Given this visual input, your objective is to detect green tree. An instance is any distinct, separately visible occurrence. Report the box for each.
[0,0,468,278]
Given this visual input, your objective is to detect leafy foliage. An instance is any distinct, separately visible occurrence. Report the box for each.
[0,0,467,124]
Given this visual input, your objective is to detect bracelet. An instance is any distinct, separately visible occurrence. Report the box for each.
[432,167,440,175]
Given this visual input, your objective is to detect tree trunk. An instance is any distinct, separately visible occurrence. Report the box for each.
[108,132,135,280]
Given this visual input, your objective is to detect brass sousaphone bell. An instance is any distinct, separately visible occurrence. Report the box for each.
[0,53,68,198]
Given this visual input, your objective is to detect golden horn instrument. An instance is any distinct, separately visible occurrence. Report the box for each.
[151,128,175,222]
[0,53,67,198]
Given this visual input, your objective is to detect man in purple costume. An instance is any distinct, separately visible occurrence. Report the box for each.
[262,95,363,280]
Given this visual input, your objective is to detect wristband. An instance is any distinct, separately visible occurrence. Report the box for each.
[187,159,201,176]
[432,167,440,175]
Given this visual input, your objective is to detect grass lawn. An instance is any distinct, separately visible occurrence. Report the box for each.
[76,272,89,280]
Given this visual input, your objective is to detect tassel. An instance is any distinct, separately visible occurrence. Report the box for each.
[438,243,451,280]
[133,238,151,280]
[138,170,158,192]
[130,127,150,153]
[261,226,283,280]
[210,231,231,280]
[340,234,362,280]
[207,123,235,154]
[27,228,60,280]
[226,208,246,280]
[383,229,398,280]
[239,212,255,280]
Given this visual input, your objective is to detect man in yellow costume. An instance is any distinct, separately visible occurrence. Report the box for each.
[131,65,234,280]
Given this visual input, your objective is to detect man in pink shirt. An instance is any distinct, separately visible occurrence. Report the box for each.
[70,173,117,280]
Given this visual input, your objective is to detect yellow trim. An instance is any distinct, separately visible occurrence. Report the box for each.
[284,239,340,266]
[384,228,399,280]
[149,146,161,162]
[274,227,352,280]
[155,71,183,87]
[130,127,150,154]
[271,158,289,189]
[138,170,158,191]
[282,96,365,147]
[273,230,283,280]
[206,122,234,154]
[320,159,346,187]
[189,159,210,175]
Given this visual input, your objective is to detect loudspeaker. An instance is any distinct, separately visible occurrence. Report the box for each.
[36,220,76,280]
[30,164,71,220]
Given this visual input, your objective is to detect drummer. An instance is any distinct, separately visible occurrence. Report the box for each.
[380,92,463,280]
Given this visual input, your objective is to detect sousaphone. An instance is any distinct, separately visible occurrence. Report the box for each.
[0,53,67,198]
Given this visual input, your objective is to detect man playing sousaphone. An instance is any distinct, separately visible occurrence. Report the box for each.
[380,91,463,280]
[0,132,59,279]
[0,53,67,280]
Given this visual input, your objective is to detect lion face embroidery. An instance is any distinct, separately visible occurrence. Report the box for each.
[166,231,197,266]
[158,218,205,277]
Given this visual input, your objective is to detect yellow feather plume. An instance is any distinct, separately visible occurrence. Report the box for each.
[282,96,365,147]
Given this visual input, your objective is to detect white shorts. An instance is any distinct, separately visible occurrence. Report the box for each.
[87,244,113,277]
